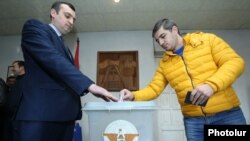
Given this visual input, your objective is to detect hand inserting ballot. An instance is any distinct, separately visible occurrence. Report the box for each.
[119,89,134,101]
[88,84,118,102]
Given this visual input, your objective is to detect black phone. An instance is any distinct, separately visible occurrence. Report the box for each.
[184,91,208,107]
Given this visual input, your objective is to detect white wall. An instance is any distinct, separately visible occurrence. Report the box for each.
[0,30,250,141]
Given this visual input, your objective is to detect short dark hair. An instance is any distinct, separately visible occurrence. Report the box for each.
[12,60,24,67]
[152,18,180,37]
[50,1,75,18]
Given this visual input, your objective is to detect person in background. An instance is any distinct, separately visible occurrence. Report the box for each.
[6,77,16,88]
[0,77,8,141]
[2,60,25,141]
[12,60,25,77]
[119,18,246,141]
[0,78,7,107]
[14,1,118,141]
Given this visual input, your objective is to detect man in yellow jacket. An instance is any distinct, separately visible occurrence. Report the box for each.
[119,18,246,141]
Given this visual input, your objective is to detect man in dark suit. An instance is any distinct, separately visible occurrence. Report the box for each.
[2,60,25,141]
[14,1,118,141]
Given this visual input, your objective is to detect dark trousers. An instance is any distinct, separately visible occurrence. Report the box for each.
[2,118,14,141]
[13,120,75,141]
[0,107,5,141]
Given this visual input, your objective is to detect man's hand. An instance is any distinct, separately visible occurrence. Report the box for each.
[190,84,214,105]
[119,89,134,101]
[88,84,118,102]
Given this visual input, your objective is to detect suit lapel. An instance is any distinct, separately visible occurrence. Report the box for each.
[47,25,74,64]
[64,45,74,63]
[59,36,74,63]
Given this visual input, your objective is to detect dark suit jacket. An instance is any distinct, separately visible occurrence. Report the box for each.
[16,19,94,121]
[5,75,24,120]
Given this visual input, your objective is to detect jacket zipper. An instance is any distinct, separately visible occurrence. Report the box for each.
[180,55,206,116]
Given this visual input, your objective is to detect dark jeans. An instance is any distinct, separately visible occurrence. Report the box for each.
[184,107,246,141]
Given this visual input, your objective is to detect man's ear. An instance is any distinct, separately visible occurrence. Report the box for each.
[50,9,56,19]
[172,25,179,34]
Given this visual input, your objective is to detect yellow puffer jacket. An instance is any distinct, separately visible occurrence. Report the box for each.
[133,32,245,117]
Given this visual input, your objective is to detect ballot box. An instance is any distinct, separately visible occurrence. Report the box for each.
[83,101,159,141]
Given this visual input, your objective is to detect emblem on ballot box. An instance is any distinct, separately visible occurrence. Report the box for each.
[103,120,139,141]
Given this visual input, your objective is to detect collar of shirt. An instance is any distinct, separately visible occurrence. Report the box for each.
[49,23,62,37]
[174,46,184,56]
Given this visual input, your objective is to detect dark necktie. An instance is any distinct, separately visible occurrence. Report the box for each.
[59,36,73,61]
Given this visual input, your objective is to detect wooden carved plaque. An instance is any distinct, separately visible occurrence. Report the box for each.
[97,51,139,91]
